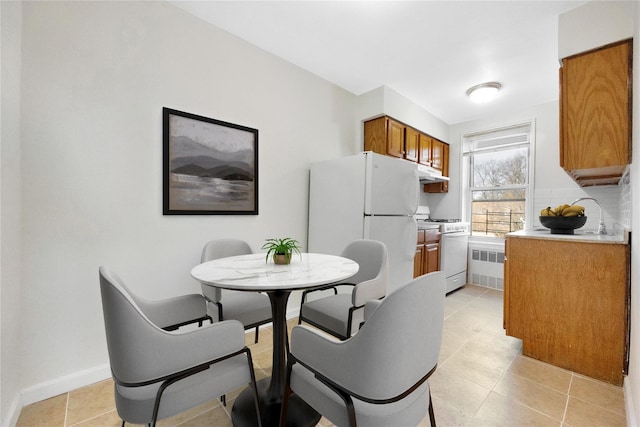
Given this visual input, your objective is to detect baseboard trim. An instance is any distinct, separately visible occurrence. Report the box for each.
[625,376,638,427]
[2,394,22,427]
[2,364,111,427]
[21,363,111,406]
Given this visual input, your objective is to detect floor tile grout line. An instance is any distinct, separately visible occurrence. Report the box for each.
[172,401,225,427]
[67,409,117,427]
[490,354,569,425]
[562,375,573,425]
[496,367,573,423]
[64,392,70,427]
[568,393,628,419]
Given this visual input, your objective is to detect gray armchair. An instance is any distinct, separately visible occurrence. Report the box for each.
[99,267,262,427]
[126,279,211,332]
[298,239,388,340]
[282,271,446,427]
[200,239,272,343]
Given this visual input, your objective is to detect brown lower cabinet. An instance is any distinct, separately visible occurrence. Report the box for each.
[504,235,630,385]
[415,229,440,278]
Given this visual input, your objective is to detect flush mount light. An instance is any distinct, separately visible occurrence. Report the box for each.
[466,82,502,103]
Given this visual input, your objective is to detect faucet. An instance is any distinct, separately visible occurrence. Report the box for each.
[571,197,607,235]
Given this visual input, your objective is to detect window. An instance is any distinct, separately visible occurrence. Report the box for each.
[462,121,534,239]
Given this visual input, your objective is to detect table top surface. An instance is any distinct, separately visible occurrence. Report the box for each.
[191,252,359,291]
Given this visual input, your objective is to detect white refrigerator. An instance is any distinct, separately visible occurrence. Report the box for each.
[308,152,419,292]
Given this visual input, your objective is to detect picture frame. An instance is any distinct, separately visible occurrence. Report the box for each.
[163,107,258,215]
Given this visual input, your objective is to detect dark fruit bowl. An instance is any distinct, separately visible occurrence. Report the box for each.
[539,215,587,235]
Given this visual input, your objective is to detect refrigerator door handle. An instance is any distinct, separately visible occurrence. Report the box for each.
[412,169,420,215]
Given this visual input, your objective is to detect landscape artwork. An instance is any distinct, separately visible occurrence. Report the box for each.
[163,108,258,215]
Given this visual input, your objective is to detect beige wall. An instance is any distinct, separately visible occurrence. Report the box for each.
[6,1,357,419]
[1,0,24,423]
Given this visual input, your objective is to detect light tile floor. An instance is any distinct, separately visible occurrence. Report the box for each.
[16,285,626,426]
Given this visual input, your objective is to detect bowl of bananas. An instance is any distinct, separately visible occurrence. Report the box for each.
[539,204,587,234]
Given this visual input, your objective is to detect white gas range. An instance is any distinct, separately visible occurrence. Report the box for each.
[415,207,469,293]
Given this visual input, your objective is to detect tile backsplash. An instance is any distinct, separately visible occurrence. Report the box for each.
[618,167,631,229]
[534,184,624,232]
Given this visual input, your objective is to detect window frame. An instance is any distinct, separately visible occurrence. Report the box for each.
[461,120,536,241]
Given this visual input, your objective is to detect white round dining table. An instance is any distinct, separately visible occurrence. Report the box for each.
[191,252,359,427]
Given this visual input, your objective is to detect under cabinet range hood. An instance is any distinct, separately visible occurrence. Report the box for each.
[416,163,449,183]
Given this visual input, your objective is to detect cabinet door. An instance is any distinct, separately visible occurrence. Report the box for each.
[414,246,424,278]
[505,236,629,385]
[424,142,449,193]
[431,139,445,171]
[405,127,419,162]
[441,144,449,176]
[387,118,405,159]
[418,134,432,166]
[441,143,449,192]
[560,39,632,183]
[363,117,387,155]
[424,243,440,274]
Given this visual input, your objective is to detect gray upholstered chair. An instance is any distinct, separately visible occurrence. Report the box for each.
[282,271,446,427]
[200,239,272,343]
[298,239,388,340]
[99,267,262,427]
[124,279,211,332]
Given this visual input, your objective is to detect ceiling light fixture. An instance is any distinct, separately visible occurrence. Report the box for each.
[466,82,502,103]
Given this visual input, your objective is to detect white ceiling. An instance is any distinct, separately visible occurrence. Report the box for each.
[170,1,588,125]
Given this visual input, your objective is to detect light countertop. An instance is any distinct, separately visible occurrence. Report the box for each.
[507,227,629,244]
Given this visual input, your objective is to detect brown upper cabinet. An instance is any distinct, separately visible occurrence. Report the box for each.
[430,139,444,171]
[560,39,632,186]
[364,116,405,158]
[424,143,449,193]
[418,134,432,167]
[405,125,420,163]
[364,116,450,192]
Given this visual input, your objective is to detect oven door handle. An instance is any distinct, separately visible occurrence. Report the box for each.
[442,231,470,237]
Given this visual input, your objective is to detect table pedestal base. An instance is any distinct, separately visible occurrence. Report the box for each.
[231,378,320,427]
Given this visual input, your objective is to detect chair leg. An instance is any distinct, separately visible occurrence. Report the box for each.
[254,326,259,343]
[220,394,226,406]
[428,388,436,427]
[245,348,263,427]
[285,326,290,356]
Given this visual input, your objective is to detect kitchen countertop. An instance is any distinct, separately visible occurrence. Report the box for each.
[507,227,629,244]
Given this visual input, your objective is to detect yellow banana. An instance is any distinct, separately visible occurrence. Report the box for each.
[540,207,551,216]
[554,204,570,216]
[562,205,585,216]
[563,211,579,217]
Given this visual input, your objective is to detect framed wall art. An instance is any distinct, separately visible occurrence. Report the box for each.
[163,107,258,215]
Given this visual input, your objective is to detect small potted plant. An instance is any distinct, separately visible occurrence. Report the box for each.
[262,237,302,265]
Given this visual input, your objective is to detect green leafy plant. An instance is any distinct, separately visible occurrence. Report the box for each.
[261,237,302,264]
